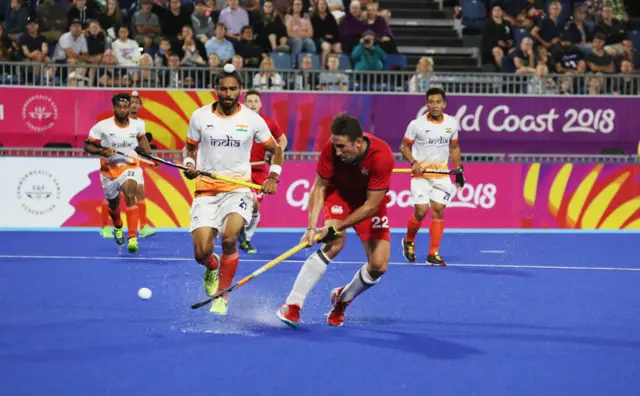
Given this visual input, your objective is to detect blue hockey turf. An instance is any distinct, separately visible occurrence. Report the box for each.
[0,230,639,395]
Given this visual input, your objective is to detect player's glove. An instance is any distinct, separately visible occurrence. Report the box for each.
[455,165,465,187]
[320,226,342,243]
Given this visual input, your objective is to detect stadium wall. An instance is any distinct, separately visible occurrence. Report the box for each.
[0,87,638,154]
[0,157,638,230]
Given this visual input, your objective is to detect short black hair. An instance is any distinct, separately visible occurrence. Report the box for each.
[215,67,243,87]
[111,92,131,106]
[426,87,446,102]
[245,89,260,98]
[330,113,363,142]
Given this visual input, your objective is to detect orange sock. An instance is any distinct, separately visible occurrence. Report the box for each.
[101,201,110,227]
[429,219,444,255]
[203,253,219,270]
[405,214,422,242]
[219,251,239,296]
[137,200,147,229]
[109,206,123,228]
[125,206,139,238]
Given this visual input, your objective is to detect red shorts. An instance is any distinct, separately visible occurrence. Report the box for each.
[251,168,267,203]
[323,191,390,242]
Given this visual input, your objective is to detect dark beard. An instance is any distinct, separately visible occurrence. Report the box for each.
[219,99,238,114]
[115,114,128,124]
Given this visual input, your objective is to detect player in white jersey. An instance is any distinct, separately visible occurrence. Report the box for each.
[98,91,157,239]
[182,65,284,315]
[399,87,466,266]
[85,93,153,254]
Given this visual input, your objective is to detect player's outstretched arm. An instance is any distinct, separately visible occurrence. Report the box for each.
[335,189,387,232]
[182,142,200,180]
[261,138,284,194]
[303,175,329,245]
[400,139,422,175]
[137,134,152,155]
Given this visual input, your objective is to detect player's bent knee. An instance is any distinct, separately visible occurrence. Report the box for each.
[322,239,344,259]
[367,261,388,279]
[221,233,238,252]
[414,204,429,220]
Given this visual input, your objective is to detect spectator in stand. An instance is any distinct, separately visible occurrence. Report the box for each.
[513,36,536,74]
[180,33,207,69]
[177,25,208,60]
[585,33,615,73]
[154,37,172,66]
[162,0,193,38]
[112,26,142,68]
[292,53,318,89]
[339,0,366,54]
[253,55,285,90]
[205,22,235,62]
[505,0,541,29]
[204,52,220,88]
[219,0,250,38]
[531,1,567,60]
[584,0,603,20]
[136,53,157,87]
[37,0,68,44]
[562,6,593,55]
[52,19,89,80]
[98,0,123,43]
[363,1,395,53]
[311,0,342,69]
[252,0,289,52]
[5,0,29,41]
[481,4,514,71]
[536,45,555,72]
[319,52,349,91]
[86,19,106,84]
[18,17,50,64]
[96,50,124,87]
[554,47,587,74]
[327,0,345,21]
[527,64,556,94]
[619,39,639,70]
[234,25,265,67]
[231,53,244,69]
[408,56,433,92]
[596,5,628,56]
[192,0,215,43]
[286,0,316,66]
[67,0,99,30]
[351,29,385,71]
[557,75,575,94]
[0,24,16,61]
[586,73,607,95]
[161,52,190,87]
[613,60,638,95]
[131,0,162,49]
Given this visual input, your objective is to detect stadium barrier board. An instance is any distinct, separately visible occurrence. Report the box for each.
[0,87,638,154]
[0,158,638,230]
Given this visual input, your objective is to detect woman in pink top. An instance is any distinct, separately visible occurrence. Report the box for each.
[285,0,316,67]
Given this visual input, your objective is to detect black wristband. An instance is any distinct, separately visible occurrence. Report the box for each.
[268,176,279,183]
[411,160,418,165]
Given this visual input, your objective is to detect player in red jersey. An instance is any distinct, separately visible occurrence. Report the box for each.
[277,113,395,328]
[238,89,288,254]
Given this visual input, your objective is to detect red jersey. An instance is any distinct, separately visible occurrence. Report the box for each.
[250,112,284,172]
[317,133,394,208]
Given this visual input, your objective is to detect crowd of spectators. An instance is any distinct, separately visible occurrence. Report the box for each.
[0,0,401,89]
[475,0,640,94]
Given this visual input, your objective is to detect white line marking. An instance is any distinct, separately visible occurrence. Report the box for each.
[480,250,506,254]
[0,255,639,272]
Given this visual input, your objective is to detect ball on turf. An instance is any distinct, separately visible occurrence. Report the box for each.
[138,287,152,300]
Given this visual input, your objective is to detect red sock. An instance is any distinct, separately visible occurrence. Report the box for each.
[203,253,219,270]
[126,206,139,238]
[101,201,110,227]
[405,214,422,242]
[429,219,444,255]
[137,200,147,229]
[109,206,123,228]
[219,251,239,296]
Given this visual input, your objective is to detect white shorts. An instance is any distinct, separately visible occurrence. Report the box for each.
[189,189,253,233]
[101,168,143,200]
[410,177,455,206]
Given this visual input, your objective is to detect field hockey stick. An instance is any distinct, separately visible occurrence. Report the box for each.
[250,161,266,166]
[393,168,462,175]
[85,140,157,166]
[190,230,338,310]
[136,150,263,191]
